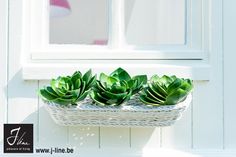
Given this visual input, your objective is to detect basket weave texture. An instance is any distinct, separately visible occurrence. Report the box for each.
[44,94,192,127]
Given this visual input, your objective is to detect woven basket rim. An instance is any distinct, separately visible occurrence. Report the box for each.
[44,94,192,111]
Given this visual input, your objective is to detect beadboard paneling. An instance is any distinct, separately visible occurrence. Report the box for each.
[68,126,99,150]
[223,0,236,149]
[193,81,223,149]
[38,81,68,147]
[2,0,235,156]
[130,127,160,148]
[161,102,192,149]
[7,2,38,149]
[100,127,130,148]
[0,0,8,153]
[192,0,224,149]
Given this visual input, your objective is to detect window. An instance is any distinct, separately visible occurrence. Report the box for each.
[50,0,185,45]
[22,0,211,80]
[125,0,186,45]
[50,0,109,45]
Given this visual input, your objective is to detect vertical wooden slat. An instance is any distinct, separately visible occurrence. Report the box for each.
[193,81,223,149]
[223,0,236,149]
[192,0,223,149]
[68,126,99,150]
[100,127,130,148]
[38,81,68,147]
[0,0,8,153]
[161,103,192,149]
[7,0,38,146]
[131,127,160,149]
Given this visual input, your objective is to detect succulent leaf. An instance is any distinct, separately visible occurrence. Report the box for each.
[75,79,81,89]
[131,75,147,94]
[82,69,92,84]
[165,88,189,105]
[140,75,193,106]
[90,92,108,106]
[90,68,143,106]
[139,95,161,106]
[100,73,119,88]
[44,86,58,97]
[39,88,57,101]
[77,91,89,102]
[71,71,82,83]
[110,67,132,81]
[148,84,166,100]
[38,69,96,106]
[86,75,97,90]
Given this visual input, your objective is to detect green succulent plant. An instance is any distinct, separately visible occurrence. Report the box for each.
[38,69,96,106]
[110,68,147,95]
[90,68,147,106]
[140,75,193,106]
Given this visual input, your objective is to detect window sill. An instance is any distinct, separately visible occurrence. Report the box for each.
[22,63,210,81]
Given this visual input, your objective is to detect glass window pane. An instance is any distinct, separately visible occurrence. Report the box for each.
[125,0,186,45]
[50,0,108,45]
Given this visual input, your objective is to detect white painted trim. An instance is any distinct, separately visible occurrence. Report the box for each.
[31,50,206,60]
[22,63,210,80]
[22,0,207,61]
[109,0,126,48]
[21,0,212,80]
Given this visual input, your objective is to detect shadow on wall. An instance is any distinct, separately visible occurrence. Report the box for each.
[3,69,157,150]
[1,106,158,150]
[4,68,37,99]
[3,68,192,151]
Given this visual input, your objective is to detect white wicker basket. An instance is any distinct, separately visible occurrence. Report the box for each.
[44,94,192,127]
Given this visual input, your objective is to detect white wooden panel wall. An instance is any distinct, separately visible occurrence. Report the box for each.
[7,0,38,149]
[1,0,236,156]
[0,0,8,154]
[193,0,224,149]
[224,0,236,149]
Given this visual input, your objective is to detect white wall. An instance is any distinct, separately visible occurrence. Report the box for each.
[0,1,8,154]
[1,0,236,156]
[223,0,236,149]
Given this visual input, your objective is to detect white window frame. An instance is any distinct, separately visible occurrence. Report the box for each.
[22,0,214,80]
